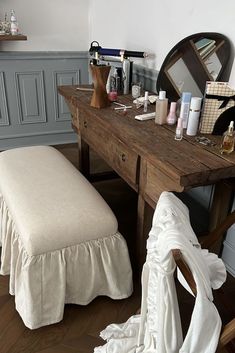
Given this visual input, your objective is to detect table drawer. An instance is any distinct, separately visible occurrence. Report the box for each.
[81,114,139,189]
[145,162,184,205]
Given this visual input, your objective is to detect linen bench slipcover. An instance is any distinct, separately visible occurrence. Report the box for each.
[0,146,133,329]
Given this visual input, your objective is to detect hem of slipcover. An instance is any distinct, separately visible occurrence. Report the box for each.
[16,289,134,330]
[0,194,133,330]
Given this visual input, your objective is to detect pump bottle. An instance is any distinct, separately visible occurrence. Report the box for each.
[220,121,235,154]
[155,91,168,125]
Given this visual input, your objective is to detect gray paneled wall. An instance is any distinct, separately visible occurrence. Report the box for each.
[0,51,89,150]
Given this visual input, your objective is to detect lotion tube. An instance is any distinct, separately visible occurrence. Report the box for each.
[186,97,202,136]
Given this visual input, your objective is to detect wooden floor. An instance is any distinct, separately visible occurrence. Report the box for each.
[0,275,141,353]
[0,143,234,353]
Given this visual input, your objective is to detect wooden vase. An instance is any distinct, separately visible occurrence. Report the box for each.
[90,64,111,109]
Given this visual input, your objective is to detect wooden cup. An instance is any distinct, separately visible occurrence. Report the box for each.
[90,64,111,109]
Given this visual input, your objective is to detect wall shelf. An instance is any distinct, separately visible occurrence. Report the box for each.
[0,34,27,41]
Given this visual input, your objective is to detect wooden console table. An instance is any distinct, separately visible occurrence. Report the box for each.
[58,85,235,266]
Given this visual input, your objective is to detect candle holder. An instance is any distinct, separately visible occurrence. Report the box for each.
[90,64,110,109]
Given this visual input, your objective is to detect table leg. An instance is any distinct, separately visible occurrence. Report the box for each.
[78,136,90,178]
[210,181,233,230]
[136,159,155,270]
[136,194,154,269]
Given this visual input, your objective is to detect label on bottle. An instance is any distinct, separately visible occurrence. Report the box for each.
[10,22,18,35]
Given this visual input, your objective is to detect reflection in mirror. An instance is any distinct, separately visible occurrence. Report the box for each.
[156,32,233,102]
[167,58,202,97]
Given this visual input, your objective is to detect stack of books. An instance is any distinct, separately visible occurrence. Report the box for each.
[195,38,216,60]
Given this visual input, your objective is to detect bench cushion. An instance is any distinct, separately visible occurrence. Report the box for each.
[0,146,133,329]
[0,146,117,256]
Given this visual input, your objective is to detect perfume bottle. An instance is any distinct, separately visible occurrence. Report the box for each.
[166,102,177,125]
[143,91,149,112]
[155,91,168,125]
[10,9,18,35]
[220,121,235,154]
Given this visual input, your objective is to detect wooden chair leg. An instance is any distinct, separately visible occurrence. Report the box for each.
[217,319,235,351]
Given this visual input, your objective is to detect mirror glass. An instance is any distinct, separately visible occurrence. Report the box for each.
[156,32,233,102]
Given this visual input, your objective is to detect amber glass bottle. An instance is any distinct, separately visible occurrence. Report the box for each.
[220,121,235,154]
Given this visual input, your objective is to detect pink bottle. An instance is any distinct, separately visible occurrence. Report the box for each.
[166,102,177,125]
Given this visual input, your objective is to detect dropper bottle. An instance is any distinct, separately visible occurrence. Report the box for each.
[220,121,235,154]
[175,118,183,141]
[143,91,149,112]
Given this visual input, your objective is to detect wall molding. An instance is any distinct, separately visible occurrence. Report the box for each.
[0,51,88,60]
[0,72,10,126]
[53,70,80,122]
[0,51,88,150]
[0,128,75,140]
[15,70,47,124]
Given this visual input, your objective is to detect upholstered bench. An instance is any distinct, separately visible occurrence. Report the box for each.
[0,146,133,329]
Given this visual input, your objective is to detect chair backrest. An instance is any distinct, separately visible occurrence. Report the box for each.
[171,205,235,353]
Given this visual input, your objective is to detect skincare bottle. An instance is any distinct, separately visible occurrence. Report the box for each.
[166,102,177,125]
[155,91,168,125]
[186,97,202,136]
[220,121,235,154]
[175,118,183,141]
[143,91,149,112]
[179,92,192,129]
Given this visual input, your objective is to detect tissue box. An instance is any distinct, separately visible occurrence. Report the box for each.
[200,81,235,135]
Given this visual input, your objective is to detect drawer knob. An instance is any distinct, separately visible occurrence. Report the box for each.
[121,153,126,162]
[84,121,88,128]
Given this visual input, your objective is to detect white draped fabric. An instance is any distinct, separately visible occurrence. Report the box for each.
[95,192,226,353]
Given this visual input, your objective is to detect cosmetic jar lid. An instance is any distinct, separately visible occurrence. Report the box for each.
[170,102,177,111]
[159,91,166,100]
[181,92,192,103]
[190,97,202,110]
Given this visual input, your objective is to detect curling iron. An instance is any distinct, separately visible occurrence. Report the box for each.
[89,41,148,59]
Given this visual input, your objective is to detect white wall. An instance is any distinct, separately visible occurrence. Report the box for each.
[0,0,89,51]
[89,0,235,83]
[2,0,234,83]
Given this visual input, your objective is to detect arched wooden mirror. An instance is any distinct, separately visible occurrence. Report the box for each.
[156,32,233,102]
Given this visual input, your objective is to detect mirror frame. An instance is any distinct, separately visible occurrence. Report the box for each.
[156,32,233,102]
